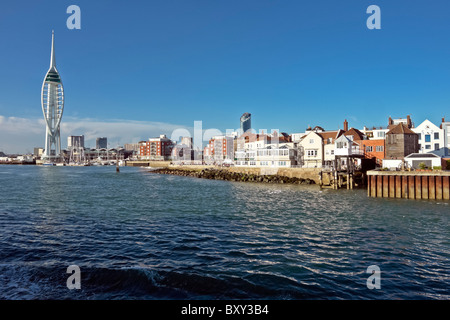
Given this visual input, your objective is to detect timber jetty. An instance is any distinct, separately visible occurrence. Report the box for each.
[367,170,450,200]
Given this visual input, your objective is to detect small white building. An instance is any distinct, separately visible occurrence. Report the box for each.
[404,153,443,169]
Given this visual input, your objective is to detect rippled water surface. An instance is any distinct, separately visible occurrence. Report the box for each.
[0,165,448,299]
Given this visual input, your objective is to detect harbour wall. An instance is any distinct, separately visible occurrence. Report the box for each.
[127,161,325,184]
[367,170,450,200]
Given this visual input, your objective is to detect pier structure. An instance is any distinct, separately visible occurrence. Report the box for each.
[367,170,450,200]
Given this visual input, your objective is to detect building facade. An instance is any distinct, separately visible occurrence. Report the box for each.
[96,137,108,149]
[67,135,85,149]
[139,135,174,160]
[240,113,252,134]
[385,123,419,159]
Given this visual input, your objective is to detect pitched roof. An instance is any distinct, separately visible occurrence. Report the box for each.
[387,123,416,135]
[317,130,344,144]
[343,128,365,140]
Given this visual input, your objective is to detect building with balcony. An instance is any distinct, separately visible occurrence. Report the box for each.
[139,135,174,160]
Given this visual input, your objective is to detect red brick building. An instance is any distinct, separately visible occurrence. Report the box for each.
[139,135,174,160]
[360,139,385,166]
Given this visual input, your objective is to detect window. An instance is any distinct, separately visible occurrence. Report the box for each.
[309,139,314,144]
[434,132,439,140]
[279,161,286,166]
[307,150,318,157]
[377,131,386,138]
[425,145,431,150]
[425,134,431,142]
[337,142,347,149]
[376,146,384,152]
[418,134,421,140]
[435,143,439,150]
[366,146,373,152]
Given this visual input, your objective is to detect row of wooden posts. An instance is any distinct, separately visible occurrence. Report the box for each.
[367,172,450,200]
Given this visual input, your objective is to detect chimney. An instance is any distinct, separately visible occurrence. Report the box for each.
[407,115,412,128]
[388,117,393,125]
[344,119,348,132]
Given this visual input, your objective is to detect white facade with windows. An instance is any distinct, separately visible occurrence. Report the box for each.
[412,120,444,154]
[298,131,323,168]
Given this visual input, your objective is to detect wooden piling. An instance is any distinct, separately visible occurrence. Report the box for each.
[408,176,415,199]
[402,175,409,199]
[422,176,428,200]
[377,175,383,197]
[415,175,422,200]
[443,176,450,200]
[395,175,402,199]
[429,176,436,200]
[366,171,450,201]
[436,176,443,200]
[383,175,389,198]
[389,175,395,198]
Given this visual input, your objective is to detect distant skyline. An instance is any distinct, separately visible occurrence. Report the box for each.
[1,0,450,153]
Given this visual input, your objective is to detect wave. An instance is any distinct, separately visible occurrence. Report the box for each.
[0,264,330,300]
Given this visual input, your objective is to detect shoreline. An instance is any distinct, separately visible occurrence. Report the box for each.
[149,167,317,185]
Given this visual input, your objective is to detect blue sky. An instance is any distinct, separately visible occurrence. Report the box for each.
[1,0,450,153]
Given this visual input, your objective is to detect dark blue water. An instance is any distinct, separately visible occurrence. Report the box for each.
[0,165,448,299]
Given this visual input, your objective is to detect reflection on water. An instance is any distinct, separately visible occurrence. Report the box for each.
[0,165,448,299]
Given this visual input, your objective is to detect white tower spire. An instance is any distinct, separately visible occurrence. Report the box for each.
[41,31,65,163]
[50,30,56,68]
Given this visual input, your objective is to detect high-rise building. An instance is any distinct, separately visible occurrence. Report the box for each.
[96,137,108,149]
[68,135,85,149]
[41,31,64,162]
[240,113,252,134]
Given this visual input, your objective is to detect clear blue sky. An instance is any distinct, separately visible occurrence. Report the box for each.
[1,0,450,152]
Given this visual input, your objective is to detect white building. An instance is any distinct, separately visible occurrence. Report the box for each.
[441,118,450,157]
[235,133,298,167]
[404,153,443,169]
[298,131,323,168]
[412,119,444,154]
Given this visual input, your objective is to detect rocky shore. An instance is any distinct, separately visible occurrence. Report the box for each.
[150,167,316,185]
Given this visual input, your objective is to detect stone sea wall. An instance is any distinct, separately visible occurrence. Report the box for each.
[150,167,318,185]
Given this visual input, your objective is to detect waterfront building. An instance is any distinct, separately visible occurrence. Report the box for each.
[235,132,299,167]
[411,119,444,154]
[139,135,174,160]
[404,153,446,170]
[385,123,419,159]
[298,131,324,168]
[41,31,64,162]
[211,136,234,164]
[440,117,450,157]
[96,137,108,149]
[240,113,252,134]
[124,143,140,152]
[67,135,85,149]
[172,137,194,164]
[360,139,385,166]
[318,130,344,168]
[388,115,413,129]
[33,147,44,159]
